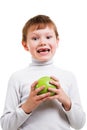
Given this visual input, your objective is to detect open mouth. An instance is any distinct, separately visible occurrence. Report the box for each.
[37,48,50,53]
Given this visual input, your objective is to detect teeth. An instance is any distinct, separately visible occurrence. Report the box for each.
[37,48,50,53]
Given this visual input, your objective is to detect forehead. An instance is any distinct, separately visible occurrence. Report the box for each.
[28,23,54,32]
[28,26,55,35]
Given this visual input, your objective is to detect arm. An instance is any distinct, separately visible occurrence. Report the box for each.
[0,74,50,130]
[64,73,86,129]
[48,74,86,129]
[0,75,30,130]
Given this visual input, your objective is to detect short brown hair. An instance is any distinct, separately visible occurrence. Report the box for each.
[22,15,59,42]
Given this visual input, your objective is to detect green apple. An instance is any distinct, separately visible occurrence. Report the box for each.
[35,76,56,96]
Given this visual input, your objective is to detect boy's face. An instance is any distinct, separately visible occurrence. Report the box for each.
[22,26,59,62]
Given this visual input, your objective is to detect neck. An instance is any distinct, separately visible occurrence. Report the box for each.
[30,58,53,66]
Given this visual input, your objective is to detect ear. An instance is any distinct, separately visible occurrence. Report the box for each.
[56,37,59,47]
[22,41,29,51]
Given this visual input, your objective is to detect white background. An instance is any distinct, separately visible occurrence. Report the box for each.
[0,0,87,130]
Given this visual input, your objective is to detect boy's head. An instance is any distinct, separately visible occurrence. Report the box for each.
[22,15,59,42]
[22,15,59,62]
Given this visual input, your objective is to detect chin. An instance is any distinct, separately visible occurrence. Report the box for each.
[39,58,51,62]
[35,55,52,62]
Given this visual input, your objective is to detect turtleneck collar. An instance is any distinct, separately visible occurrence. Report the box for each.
[30,58,53,66]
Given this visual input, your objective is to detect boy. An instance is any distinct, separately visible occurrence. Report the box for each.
[1,15,86,130]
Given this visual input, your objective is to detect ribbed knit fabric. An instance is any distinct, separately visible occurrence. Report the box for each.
[0,58,86,130]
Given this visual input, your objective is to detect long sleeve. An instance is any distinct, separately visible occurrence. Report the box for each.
[0,61,86,130]
[0,75,31,130]
[63,73,86,129]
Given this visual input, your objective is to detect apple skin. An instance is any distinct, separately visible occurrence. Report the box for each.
[35,76,56,96]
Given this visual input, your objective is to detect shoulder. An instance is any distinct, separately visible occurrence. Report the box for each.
[53,65,77,82]
[8,66,29,83]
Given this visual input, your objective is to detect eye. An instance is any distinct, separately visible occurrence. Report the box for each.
[46,36,52,39]
[32,37,39,41]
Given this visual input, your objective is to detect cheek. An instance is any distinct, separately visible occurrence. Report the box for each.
[51,43,57,51]
[28,45,36,55]
[27,43,34,50]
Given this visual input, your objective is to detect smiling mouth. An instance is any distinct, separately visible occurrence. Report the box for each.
[37,48,50,53]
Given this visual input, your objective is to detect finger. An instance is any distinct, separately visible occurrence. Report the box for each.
[31,81,38,91]
[47,94,58,100]
[50,76,59,82]
[48,87,58,94]
[50,80,61,89]
[35,86,45,94]
[36,92,51,101]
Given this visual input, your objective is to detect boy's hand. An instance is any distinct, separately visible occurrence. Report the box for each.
[48,76,71,111]
[21,81,50,114]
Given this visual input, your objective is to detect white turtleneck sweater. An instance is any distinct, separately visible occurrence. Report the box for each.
[0,59,86,130]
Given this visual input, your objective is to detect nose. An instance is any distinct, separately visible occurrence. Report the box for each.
[40,42,46,46]
[39,38,47,46]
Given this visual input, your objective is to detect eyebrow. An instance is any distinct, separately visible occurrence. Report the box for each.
[31,31,53,35]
